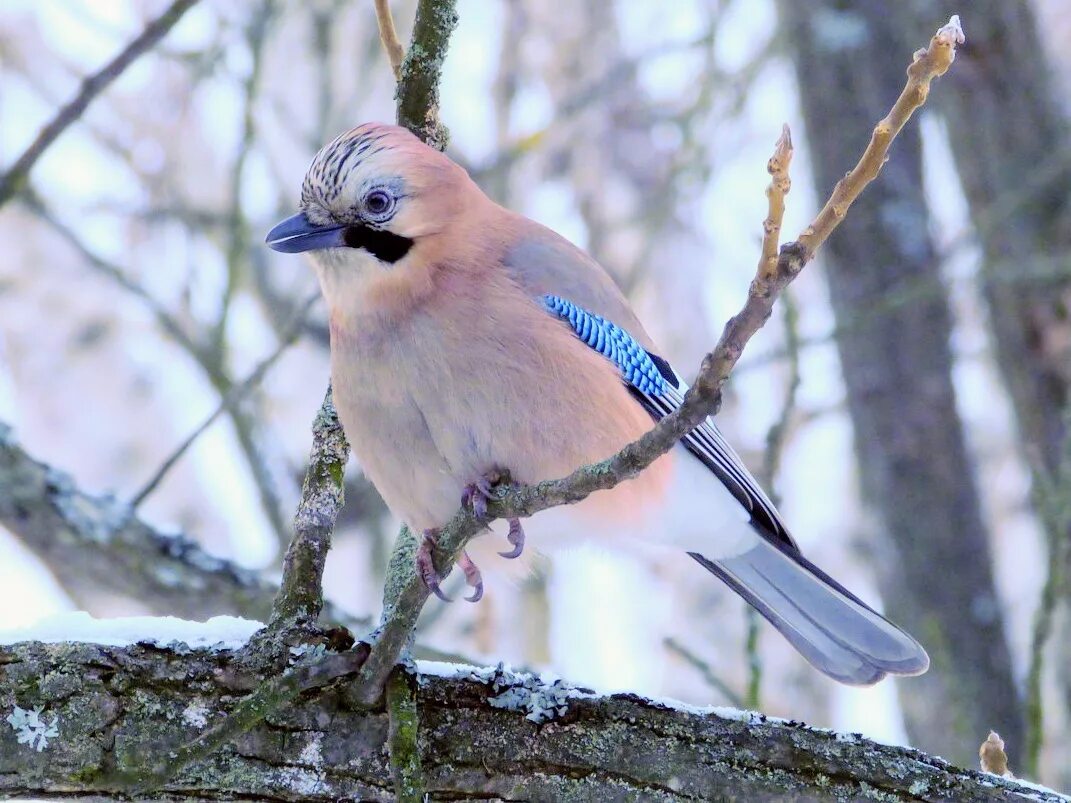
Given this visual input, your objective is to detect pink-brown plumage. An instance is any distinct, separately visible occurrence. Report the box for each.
[267,122,931,686]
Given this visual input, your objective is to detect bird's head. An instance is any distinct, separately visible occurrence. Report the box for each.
[265,122,476,273]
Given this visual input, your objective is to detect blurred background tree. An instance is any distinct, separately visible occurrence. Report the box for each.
[0,0,1068,784]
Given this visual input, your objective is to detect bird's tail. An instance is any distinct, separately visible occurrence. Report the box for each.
[690,537,929,686]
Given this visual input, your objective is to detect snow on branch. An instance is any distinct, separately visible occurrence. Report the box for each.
[0,639,1065,801]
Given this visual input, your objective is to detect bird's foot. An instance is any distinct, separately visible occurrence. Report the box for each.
[499,517,526,559]
[461,469,505,519]
[457,550,484,603]
[417,531,486,603]
[417,529,451,602]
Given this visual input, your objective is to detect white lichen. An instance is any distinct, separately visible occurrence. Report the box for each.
[181,700,209,729]
[299,733,324,767]
[6,705,59,752]
[478,664,593,724]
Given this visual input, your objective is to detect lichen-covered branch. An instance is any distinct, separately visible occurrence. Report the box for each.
[395,0,459,150]
[0,641,1063,801]
[0,0,201,207]
[269,388,350,629]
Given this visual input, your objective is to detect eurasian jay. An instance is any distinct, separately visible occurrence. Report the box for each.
[266,122,929,686]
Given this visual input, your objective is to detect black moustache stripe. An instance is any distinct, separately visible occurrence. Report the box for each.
[342,224,414,263]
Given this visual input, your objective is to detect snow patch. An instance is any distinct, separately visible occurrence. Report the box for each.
[415,660,783,727]
[0,611,264,651]
[6,705,59,751]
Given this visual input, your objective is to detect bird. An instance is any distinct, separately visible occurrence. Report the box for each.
[266,122,930,686]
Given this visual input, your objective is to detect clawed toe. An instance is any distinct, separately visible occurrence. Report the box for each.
[462,472,500,519]
[498,517,526,559]
[417,530,451,602]
[457,551,484,603]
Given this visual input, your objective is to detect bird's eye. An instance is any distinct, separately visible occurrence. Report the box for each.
[363,189,395,220]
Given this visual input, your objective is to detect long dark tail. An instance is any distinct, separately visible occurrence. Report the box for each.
[690,537,929,686]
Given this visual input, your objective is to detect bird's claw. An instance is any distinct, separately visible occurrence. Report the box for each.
[462,474,496,519]
[417,530,451,602]
[498,517,526,559]
[457,550,484,603]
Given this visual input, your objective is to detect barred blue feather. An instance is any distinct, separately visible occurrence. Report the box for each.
[539,292,793,548]
[541,294,666,396]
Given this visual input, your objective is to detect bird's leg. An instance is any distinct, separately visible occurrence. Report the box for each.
[499,517,526,559]
[417,529,451,602]
[457,551,484,603]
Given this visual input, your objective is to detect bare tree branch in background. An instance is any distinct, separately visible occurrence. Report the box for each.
[0,0,201,207]
[129,293,319,510]
[0,428,311,624]
[781,1,1022,765]
[23,192,295,548]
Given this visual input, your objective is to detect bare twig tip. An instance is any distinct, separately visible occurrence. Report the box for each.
[939,14,965,46]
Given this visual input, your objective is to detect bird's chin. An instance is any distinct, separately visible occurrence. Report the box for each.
[307,245,383,276]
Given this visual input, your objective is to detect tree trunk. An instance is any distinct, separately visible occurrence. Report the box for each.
[894,0,1071,784]
[780,0,1023,765]
[0,639,1059,801]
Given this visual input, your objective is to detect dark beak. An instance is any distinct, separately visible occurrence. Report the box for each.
[265,212,346,253]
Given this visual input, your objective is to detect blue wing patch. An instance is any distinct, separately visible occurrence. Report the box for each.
[539,292,797,550]
[541,294,666,396]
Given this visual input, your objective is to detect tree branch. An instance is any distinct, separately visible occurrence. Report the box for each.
[0,640,1063,801]
[394,0,459,150]
[0,0,201,207]
[0,427,287,623]
[269,388,350,629]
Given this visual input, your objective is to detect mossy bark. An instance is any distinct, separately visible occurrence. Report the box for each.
[0,640,1060,801]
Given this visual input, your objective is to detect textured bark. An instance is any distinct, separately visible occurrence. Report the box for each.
[781,0,1022,765]
[0,639,1061,802]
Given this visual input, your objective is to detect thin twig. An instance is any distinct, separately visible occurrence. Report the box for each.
[130,293,318,509]
[759,124,793,281]
[796,16,964,259]
[664,637,744,708]
[374,0,406,79]
[0,0,201,207]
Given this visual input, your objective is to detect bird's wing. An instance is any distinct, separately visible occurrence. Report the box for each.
[539,294,798,552]
[538,293,930,685]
